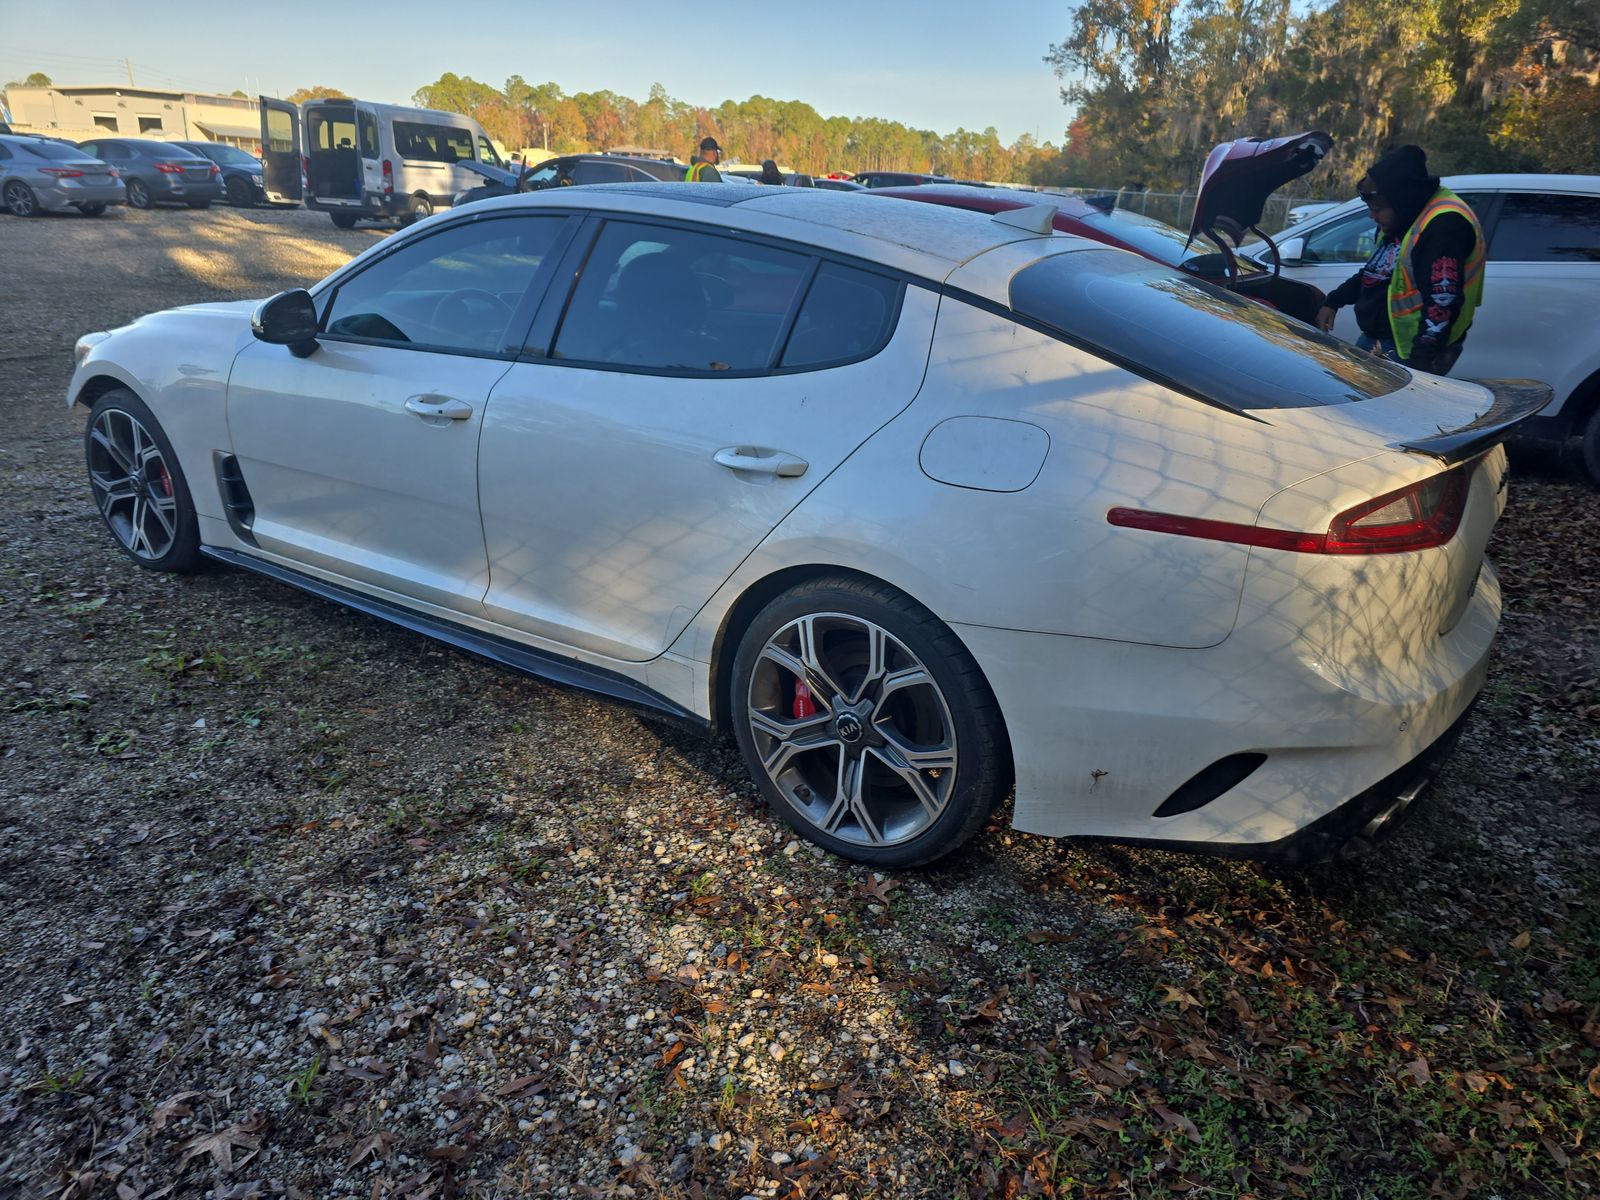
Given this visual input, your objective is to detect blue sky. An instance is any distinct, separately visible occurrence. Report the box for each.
[0,0,1075,144]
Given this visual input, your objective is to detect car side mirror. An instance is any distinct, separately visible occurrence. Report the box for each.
[1277,235,1306,263]
[252,289,319,358]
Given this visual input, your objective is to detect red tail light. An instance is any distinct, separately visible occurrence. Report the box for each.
[155,162,185,174]
[39,167,84,178]
[209,163,221,176]
[381,159,393,195]
[1107,466,1471,556]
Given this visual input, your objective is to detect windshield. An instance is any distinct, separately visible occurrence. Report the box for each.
[203,145,261,166]
[1078,208,1264,277]
[1009,248,1408,411]
[18,139,89,161]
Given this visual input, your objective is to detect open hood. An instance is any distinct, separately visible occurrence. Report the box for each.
[459,160,522,188]
[1188,132,1332,242]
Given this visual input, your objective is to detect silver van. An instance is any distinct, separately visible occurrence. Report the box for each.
[258,96,506,228]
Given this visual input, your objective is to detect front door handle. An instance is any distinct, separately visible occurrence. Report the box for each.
[713,446,809,478]
[405,395,473,421]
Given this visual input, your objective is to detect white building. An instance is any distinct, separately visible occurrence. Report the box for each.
[2,84,263,152]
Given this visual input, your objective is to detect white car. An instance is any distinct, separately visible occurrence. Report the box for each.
[1284,201,1340,226]
[1252,174,1600,481]
[69,185,1547,868]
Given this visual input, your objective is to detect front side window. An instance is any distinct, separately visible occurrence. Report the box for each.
[1009,249,1409,411]
[1488,193,1600,262]
[551,221,812,372]
[323,216,566,354]
[477,134,501,167]
[1299,209,1379,263]
[570,160,639,185]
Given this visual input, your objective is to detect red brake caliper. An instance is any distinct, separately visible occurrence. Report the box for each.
[792,679,817,719]
[154,460,174,497]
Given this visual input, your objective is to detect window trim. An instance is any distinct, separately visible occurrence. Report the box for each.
[524,212,909,380]
[315,211,582,361]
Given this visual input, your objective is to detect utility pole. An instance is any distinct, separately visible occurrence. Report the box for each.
[124,58,135,86]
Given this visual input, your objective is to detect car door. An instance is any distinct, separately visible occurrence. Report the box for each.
[1449,190,1600,407]
[476,216,940,662]
[257,96,302,203]
[224,212,575,613]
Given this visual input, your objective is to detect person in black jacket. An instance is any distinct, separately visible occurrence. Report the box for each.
[1314,145,1482,375]
[759,159,784,185]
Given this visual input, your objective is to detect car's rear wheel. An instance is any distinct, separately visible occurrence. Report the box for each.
[125,179,151,210]
[225,177,252,207]
[400,194,432,225]
[729,576,1009,868]
[4,181,39,216]
[330,212,358,229]
[76,202,108,216]
[84,389,202,573]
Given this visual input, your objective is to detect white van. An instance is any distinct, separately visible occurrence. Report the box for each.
[258,96,506,228]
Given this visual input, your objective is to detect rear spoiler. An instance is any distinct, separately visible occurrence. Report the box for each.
[1393,379,1552,464]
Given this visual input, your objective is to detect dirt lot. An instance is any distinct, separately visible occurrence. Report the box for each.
[0,203,1597,1200]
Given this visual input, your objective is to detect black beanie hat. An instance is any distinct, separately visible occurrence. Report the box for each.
[1366,145,1439,227]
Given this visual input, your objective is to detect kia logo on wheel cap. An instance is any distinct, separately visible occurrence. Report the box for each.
[836,713,864,744]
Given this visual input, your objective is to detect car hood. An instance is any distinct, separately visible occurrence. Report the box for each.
[459,161,521,187]
[1188,132,1332,241]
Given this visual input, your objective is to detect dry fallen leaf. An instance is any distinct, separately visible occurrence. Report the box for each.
[176,1121,262,1173]
[1510,930,1532,950]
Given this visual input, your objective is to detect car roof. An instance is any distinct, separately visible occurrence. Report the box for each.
[447,184,1065,279]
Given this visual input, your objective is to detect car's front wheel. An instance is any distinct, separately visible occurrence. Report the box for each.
[225,177,253,207]
[729,576,1009,868]
[84,388,202,573]
[4,180,39,216]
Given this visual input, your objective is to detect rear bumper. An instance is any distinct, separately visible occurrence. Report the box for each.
[36,180,126,209]
[307,191,407,218]
[153,177,224,202]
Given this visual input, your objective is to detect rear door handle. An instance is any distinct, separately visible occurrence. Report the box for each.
[713,446,809,477]
[405,395,473,421]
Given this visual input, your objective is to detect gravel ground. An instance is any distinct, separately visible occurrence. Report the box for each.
[1,203,1597,1200]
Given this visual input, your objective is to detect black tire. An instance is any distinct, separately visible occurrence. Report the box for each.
[330,212,358,229]
[125,179,151,210]
[4,180,39,216]
[76,202,108,216]
[84,388,203,573]
[1582,405,1600,489]
[186,199,211,210]
[729,576,1010,869]
[225,176,253,207]
[399,194,432,226]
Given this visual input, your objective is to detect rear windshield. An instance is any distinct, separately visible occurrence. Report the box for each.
[204,145,260,166]
[1077,208,1262,277]
[18,139,86,161]
[1009,248,1409,410]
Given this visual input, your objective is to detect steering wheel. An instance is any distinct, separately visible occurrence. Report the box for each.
[429,288,515,338]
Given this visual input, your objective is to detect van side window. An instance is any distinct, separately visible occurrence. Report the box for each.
[439,126,473,164]
[395,121,473,165]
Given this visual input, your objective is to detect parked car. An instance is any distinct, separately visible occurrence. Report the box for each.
[1285,200,1339,226]
[174,140,269,208]
[853,170,955,188]
[257,96,508,228]
[1249,174,1600,481]
[872,182,1327,322]
[75,138,221,210]
[814,178,866,192]
[0,133,124,216]
[69,184,1546,869]
[451,154,689,208]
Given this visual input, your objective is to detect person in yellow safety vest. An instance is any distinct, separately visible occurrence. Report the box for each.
[685,137,723,183]
[1314,145,1484,376]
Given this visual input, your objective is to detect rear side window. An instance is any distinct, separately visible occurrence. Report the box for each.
[1488,193,1600,262]
[571,160,639,185]
[780,263,901,368]
[1009,249,1409,410]
[552,221,812,372]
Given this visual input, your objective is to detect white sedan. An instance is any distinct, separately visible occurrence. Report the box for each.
[69,185,1546,868]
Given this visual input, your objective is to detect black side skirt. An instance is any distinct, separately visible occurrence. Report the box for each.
[200,546,708,731]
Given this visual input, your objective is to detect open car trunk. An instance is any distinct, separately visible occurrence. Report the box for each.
[305,104,364,201]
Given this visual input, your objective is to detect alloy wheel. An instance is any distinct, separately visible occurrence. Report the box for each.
[126,180,150,209]
[5,182,35,216]
[745,613,958,847]
[87,407,179,561]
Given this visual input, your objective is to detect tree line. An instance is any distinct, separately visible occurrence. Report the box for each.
[393,74,1060,181]
[1043,0,1598,194]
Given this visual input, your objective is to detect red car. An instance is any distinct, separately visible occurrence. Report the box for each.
[868,133,1332,324]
